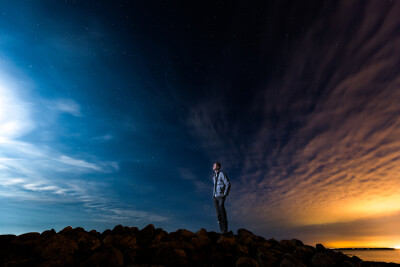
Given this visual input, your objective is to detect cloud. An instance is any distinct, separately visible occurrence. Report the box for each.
[93,134,113,141]
[186,1,400,246]
[186,100,243,170]
[0,80,34,141]
[93,208,169,223]
[232,1,400,236]
[58,155,118,172]
[52,98,81,116]
[178,167,209,192]
[0,63,122,215]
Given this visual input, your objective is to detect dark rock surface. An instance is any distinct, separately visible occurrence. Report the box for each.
[0,225,398,266]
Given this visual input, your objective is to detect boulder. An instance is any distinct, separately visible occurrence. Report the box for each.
[233,243,250,256]
[257,249,281,267]
[154,247,188,265]
[10,232,42,257]
[101,229,112,240]
[103,234,137,251]
[312,252,336,267]
[206,231,220,242]
[196,228,208,236]
[315,243,326,252]
[176,228,196,241]
[191,235,211,249]
[150,240,195,252]
[268,238,280,247]
[280,240,296,252]
[41,229,56,239]
[280,252,307,267]
[217,235,237,251]
[152,230,168,243]
[237,229,255,236]
[238,229,255,246]
[236,256,259,267]
[39,234,79,265]
[137,224,156,246]
[85,247,124,267]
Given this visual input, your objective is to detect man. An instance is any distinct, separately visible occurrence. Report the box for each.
[212,161,231,234]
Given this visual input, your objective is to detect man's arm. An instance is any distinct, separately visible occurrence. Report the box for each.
[221,172,231,196]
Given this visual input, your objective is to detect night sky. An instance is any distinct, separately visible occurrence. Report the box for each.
[1,0,400,248]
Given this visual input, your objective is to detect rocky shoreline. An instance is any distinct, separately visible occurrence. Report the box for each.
[0,224,399,266]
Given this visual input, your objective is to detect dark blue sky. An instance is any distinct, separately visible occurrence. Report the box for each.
[1,0,400,248]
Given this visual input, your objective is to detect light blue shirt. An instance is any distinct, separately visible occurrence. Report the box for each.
[213,171,231,197]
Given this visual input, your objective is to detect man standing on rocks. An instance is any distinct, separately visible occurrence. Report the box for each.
[212,161,231,234]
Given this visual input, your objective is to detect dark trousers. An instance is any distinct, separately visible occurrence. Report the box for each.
[213,196,228,233]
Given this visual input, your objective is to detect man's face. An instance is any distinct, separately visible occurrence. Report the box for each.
[213,163,219,171]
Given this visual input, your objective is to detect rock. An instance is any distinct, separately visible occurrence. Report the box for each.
[191,235,211,249]
[217,235,237,251]
[340,261,355,267]
[59,226,73,234]
[85,247,124,267]
[290,239,304,247]
[2,224,397,266]
[39,234,79,265]
[280,252,307,267]
[292,245,314,264]
[10,232,42,258]
[13,232,41,245]
[111,224,127,235]
[137,224,156,246]
[3,257,38,266]
[350,255,362,263]
[269,238,280,247]
[312,252,336,267]
[101,229,112,240]
[237,229,255,246]
[103,234,137,251]
[152,230,168,243]
[141,224,155,233]
[236,256,259,267]
[122,246,137,265]
[237,229,255,236]
[151,240,195,252]
[57,227,101,253]
[176,228,196,241]
[316,243,326,252]
[280,240,296,252]
[41,229,56,239]
[154,247,188,265]
[206,231,220,242]
[233,243,250,256]
[0,234,16,243]
[196,228,208,235]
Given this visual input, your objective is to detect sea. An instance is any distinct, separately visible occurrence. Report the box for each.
[337,249,400,264]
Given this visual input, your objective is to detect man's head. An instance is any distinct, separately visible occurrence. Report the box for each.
[213,161,221,171]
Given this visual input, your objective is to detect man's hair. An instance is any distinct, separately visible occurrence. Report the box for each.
[214,161,221,169]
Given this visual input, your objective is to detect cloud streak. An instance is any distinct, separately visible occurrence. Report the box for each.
[187,1,400,247]
[0,63,167,230]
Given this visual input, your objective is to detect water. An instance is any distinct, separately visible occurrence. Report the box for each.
[338,249,400,264]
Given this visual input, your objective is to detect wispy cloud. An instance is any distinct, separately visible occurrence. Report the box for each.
[178,167,209,193]
[0,65,126,219]
[51,98,82,116]
[0,80,34,141]
[58,155,118,172]
[93,133,113,141]
[186,1,400,246]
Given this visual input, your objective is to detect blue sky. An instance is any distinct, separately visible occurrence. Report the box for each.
[1,1,400,248]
